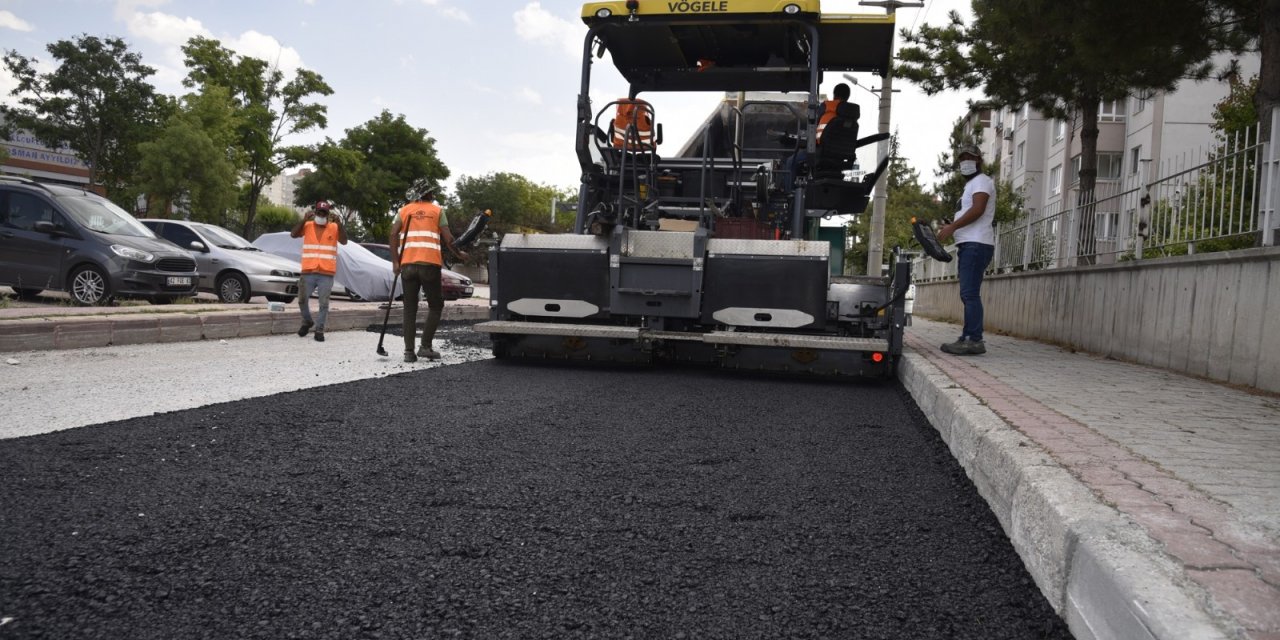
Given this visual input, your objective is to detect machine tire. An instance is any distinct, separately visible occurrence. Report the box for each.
[216,272,251,303]
[13,288,42,300]
[68,265,112,306]
[266,294,296,304]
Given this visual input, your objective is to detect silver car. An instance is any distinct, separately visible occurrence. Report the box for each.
[140,219,301,303]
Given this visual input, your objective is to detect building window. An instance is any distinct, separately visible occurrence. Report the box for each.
[1049,164,1062,195]
[1070,154,1082,184]
[1099,100,1125,122]
[1016,141,1026,168]
[1130,145,1143,175]
[1054,119,1066,143]
[1097,152,1123,180]
[1096,212,1121,239]
[1013,104,1023,128]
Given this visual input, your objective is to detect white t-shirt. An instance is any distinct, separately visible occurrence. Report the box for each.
[953,173,997,245]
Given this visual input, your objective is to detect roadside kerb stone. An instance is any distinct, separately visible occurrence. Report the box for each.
[899,338,1235,640]
[157,315,204,343]
[54,320,112,350]
[236,312,274,337]
[109,315,161,346]
[0,320,56,351]
[199,314,240,340]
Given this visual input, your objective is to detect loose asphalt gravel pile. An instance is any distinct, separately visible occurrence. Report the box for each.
[0,344,1072,639]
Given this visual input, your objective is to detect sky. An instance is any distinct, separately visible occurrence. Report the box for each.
[0,0,983,193]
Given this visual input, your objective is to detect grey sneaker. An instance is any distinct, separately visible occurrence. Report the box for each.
[404,350,418,363]
[941,339,985,355]
[417,346,441,360]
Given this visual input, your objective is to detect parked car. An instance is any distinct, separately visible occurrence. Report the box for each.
[359,242,474,300]
[139,219,301,304]
[0,177,198,305]
[253,232,390,302]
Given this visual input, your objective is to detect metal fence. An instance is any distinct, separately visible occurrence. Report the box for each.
[915,109,1280,281]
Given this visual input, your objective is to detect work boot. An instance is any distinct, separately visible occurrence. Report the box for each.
[941,338,985,355]
[417,345,441,360]
[297,321,314,337]
[403,350,418,363]
[314,330,325,342]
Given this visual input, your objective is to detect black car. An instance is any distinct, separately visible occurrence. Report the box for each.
[0,177,198,305]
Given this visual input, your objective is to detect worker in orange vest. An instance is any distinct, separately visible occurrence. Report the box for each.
[612,98,655,151]
[290,200,348,342]
[782,83,852,190]
[389,187,468,363]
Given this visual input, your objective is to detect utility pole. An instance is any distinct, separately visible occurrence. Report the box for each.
[860,0,922,276]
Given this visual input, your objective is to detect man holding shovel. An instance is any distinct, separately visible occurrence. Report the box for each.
[390,187,468,363]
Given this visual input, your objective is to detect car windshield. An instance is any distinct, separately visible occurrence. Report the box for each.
[59,195,155,238]
[196,223,259,250]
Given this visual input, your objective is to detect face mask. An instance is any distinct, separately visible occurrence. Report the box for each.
[959,160,979,176]
[314,215,329,226]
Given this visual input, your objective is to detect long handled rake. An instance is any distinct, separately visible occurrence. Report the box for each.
[375,220,412,357]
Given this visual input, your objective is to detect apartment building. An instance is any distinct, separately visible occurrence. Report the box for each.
[970,52,1258,232]
[262,168,311,213]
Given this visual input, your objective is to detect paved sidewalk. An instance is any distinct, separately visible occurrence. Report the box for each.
[902,317,1280,640]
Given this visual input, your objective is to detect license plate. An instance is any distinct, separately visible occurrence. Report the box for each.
[167,276,193,286]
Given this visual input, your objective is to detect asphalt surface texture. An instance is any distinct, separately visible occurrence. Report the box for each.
[1,327,1071,640]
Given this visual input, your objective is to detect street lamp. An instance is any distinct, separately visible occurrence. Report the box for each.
[857,0,923,276]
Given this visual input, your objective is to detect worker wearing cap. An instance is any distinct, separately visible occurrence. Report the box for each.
[390,187,468,363]
[936,144,996,356]
[291,200,348,342]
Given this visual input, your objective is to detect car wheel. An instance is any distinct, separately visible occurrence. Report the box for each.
[13,288,42,300]
[265,294,295,304]
[69,265,112,306]
[216,273,251,303]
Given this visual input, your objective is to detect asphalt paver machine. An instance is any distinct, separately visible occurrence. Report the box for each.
[475,0,910,377]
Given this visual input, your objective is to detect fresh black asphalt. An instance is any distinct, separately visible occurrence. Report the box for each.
[0,328,1072,639]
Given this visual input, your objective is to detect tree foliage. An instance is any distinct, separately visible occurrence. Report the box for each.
[897,0,1247,259]
[137,85,241,224]
[181,36,332,239]
[847,134,942,274]
[291,110,449,241]
[453,172,575,237]
[1,35,169,208]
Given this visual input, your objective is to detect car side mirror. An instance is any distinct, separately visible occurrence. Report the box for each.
[189,241,208,252]
[33,220,56,235]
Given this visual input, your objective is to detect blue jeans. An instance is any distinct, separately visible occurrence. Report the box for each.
[298,273,334,330]
[957,242,994,342]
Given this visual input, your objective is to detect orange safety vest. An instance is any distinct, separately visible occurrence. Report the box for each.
[814,99,843,145]
[612,98,655,150]
[301,221,340,275]
[398,202,444,266]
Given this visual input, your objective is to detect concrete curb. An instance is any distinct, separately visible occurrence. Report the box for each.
[898,350,1231,640]
[0,305,489,353]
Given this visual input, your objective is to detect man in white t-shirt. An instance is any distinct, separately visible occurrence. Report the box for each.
[936,144,996,355]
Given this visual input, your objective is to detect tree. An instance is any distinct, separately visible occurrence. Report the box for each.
[897,0,1245,261]
[847,133,942,274]
[292,110,448,241]
[1206,0,1278,139]
[453,172,576,236]
[181,36,333,239]
[137,85,241,223]
[1,35,168,207]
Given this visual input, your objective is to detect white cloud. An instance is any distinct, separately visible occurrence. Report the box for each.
[420,0,470,22]
[125,10,209,48]
[0,10,34,32]
[513,2,581,58]
[518,87,542,105]
[225,30,304,78]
